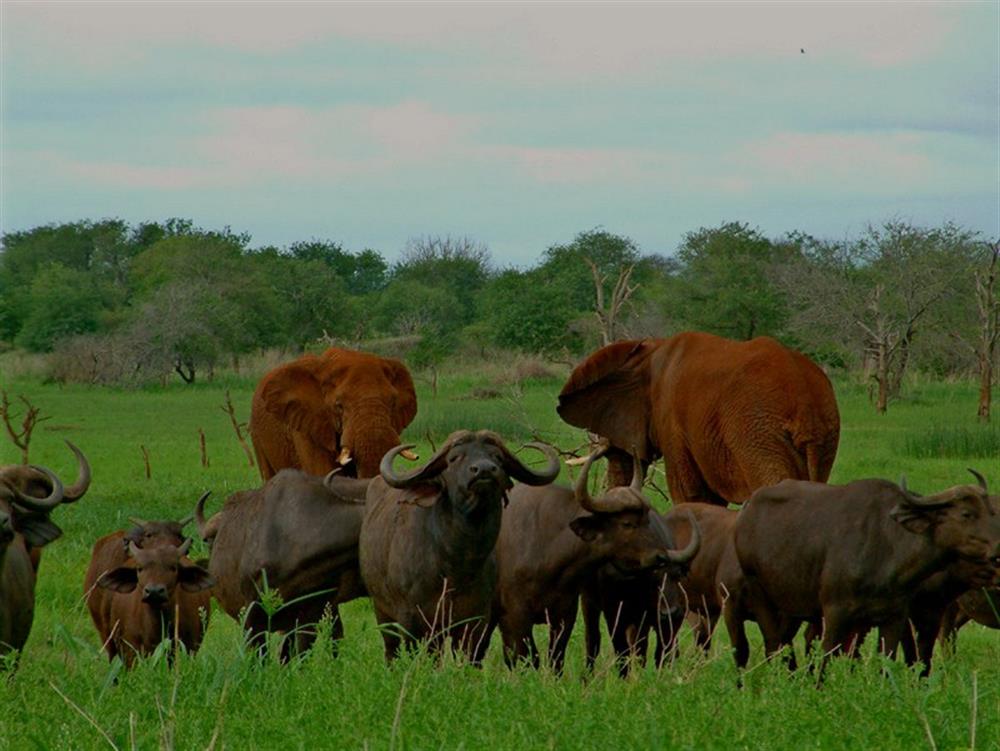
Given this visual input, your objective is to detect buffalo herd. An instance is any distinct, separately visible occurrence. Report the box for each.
[2,332,997,680]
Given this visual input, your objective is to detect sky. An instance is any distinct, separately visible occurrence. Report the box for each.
[1,1,998,265]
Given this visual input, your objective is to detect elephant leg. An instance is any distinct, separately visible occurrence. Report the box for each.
[664,444,723,505]
[604,448,648,490]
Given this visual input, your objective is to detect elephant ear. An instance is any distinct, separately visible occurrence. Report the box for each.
[260,357,336,446]
[385,358,418,431]
[557,340,656,461]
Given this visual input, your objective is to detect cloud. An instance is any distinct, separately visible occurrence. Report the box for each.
[4,1,966,79]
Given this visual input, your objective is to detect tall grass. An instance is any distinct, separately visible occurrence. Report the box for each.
[902,423,1000,459]
[0,371,997,748]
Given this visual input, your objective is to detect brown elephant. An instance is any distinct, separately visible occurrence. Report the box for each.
[250,348,418,480]
[557,332,839,504]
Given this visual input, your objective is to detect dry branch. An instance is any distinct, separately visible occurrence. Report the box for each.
[0,390,50,464]
[220,390,255,466]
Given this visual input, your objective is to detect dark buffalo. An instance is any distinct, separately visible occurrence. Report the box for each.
[83,513,196,659]
[200,470,368,658]
[359,431,559,663]
[1,441,90,570]
[727,473,1000,672]
[95,539,213,667]
[581,502,729,674]
[492,450,700,673]
[0,467,69,662]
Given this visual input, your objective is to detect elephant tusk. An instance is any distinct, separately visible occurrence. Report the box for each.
[337,447,353,465]
[400,448,419,461]
[564,456,589,466]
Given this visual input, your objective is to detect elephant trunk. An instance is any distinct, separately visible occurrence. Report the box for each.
[341,405,402,479]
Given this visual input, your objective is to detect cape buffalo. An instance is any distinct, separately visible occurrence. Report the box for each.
[940,583,1000,645]
[1,441,90,571]
[0,467,70,663]
[580,503,728,675]
[360,431,559,663]
[491,449,699,673]
[84,514,197,660]
[95,539,213,667]
[727,472,1000,672]
[201,470,367,659]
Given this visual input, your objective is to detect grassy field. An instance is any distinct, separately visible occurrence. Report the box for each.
[0,366,997,750]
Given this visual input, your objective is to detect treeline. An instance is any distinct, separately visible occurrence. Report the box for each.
[0,218,997,413]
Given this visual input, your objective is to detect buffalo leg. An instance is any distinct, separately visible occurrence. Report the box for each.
[547,612,577,675]
[723,600,750,670]
[581,592,602,671]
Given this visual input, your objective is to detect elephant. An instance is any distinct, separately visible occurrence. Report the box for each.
[557,332,840,504]
[250,348,418,480]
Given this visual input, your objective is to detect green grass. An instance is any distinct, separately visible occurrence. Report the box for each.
[902,423,1000,460]
[0,369,997,749]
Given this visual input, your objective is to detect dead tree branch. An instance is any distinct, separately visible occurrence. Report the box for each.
[0,391,50,464]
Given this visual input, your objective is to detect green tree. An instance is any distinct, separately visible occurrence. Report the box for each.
[14,263,104,351]
[480,269,582,356]
[671,222,797,340]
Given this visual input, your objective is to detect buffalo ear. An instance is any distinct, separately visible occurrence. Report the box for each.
[98,567,139,593]
[13,512,62,549]
[386,359,418,431]
[260,357,335,446]
[178,565,214,593]
[397,484,439,508]
[890,504,934,534]
[557,340,655,461]
[570,515,604,542]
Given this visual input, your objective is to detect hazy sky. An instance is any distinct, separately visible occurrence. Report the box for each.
[2,1,997,264]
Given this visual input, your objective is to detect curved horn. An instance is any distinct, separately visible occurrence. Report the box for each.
[194,491,212,539]
[501,441,560,487]
[61,441,91,502]
[968,468,988,493]
[380,441,453,489]
[177,513,194,529]
[574,450,599,514]
[629,449,644,495]
[128,516,150,528]
[898,474,908,494]
[12,466,64,512]
[178,538,192,556]
[664,510,701,564]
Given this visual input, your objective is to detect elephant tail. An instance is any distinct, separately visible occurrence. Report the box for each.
[802,439,836,483]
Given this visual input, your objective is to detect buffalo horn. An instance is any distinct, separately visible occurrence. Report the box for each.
[662,510,701,564]
[194,491,212,540]
[968,468,988,493]
[575,447,646,514]
[177,512,195,529]
[128,516,149,528]
[178,537,192,556]
[12,466,64,512]
[500,441,560,487]
[380,442,451,489]
[61,441,91,502]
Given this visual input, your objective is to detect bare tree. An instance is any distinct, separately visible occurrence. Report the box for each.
[951,242,1000,421]
[1,391,50,464]
[585,257,638,346]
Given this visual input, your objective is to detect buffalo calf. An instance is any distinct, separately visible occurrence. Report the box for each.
[95,540,213,667]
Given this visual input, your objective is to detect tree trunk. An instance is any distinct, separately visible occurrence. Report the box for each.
[978,356,992,422]
[875,342,889,415]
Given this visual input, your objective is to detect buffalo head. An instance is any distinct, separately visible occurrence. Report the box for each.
[893,470,1000,571]
[569,448,700,574]
[381,430,560,514]
[0,464,65,550]
[98,539,213,606]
